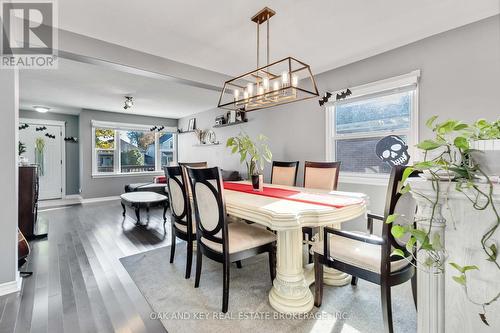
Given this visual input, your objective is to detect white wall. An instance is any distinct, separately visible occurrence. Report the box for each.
[0,70,19,292]
[178,15,500,221]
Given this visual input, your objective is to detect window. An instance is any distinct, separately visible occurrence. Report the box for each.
[92,121,177,177]
[326,71,419,184]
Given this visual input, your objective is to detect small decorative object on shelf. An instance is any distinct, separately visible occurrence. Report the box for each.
[194,129,206,144]
[215,115,226,126]
[204,130,218,145]
[188,118,196,131]
[213,119,248,128]
[227,110,236,124]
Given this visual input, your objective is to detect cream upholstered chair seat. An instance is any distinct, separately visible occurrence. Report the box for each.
[201,221,276,254]
[312,231,410,273]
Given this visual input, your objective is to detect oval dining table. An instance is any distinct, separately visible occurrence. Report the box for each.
[223,181,368,314]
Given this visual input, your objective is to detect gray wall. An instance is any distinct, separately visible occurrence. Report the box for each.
[0,70,19,287]
[79,109,177,199]
[19,110,80,195]
[178,15,500,219]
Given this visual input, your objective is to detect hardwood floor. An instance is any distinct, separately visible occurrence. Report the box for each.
[0,201,170,333]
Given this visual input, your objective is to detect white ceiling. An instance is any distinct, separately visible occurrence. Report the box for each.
[19,1,499,118]
[19,58,220,118]
[58,0,500,76]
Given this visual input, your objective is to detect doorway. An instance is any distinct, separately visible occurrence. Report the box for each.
[19,118,65,200]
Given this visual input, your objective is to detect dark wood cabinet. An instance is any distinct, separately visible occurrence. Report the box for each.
[18,165,39,239]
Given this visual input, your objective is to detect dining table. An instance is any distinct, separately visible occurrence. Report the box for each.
[223,181,368,314]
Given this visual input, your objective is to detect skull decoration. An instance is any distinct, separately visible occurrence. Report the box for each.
[375,135,410,167]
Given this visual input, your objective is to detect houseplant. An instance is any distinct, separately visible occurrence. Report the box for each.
[18,141,28,165]
[387,117,500,325]
[226,132,272,190]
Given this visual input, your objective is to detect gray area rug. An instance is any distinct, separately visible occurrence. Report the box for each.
[120,245,416,333]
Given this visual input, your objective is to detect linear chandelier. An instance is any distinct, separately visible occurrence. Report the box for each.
[217,7,319,112]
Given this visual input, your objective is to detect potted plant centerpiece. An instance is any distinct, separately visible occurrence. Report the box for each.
[226,133,272,191]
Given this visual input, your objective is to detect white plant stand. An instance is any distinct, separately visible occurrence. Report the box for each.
[408,178,500,333]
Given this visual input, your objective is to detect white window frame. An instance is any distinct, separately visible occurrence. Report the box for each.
[325,70,420,186]
[91,120,178,178]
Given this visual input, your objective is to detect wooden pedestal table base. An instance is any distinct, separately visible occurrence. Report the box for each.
[269,228,314,313]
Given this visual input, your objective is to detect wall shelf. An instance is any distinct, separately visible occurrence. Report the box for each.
[193,143,220,147]
[213,119,248,128]
[178,130,195,134]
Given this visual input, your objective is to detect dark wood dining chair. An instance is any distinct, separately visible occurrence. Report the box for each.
[313,166,418,333]
[187,166,277,313]
[302,161,341,263]
[165,166,195,279]
[179,161,208,168]
[270,161,299,186]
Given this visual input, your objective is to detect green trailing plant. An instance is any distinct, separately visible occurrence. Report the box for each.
[35,137,45,176]
[18,141,26,156]
[386,117,500,325]
[226,132,272,178]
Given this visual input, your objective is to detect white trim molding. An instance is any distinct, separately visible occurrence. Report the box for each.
[0,273,21,296]
[81,196,120,204]
[20,118,66,198]
[325,70,420,186]
[91,120,178,178]
[91,119,177,133]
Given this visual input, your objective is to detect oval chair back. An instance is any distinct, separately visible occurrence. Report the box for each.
[380,166,419,275]
[271,161,300,186]
[165,166,192,234]
[187,167,228,257]
[304,161,341,191]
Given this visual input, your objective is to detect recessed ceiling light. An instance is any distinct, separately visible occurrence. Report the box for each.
[33,106,50,113]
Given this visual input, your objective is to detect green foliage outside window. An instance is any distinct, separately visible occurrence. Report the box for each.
[95,128,115,149]
[121,149,144,166]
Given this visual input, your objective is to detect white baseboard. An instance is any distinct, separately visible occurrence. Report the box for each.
[81,196,120,204]
[0,273,21,296]
[38,195,83,209]
[64,194,82,200]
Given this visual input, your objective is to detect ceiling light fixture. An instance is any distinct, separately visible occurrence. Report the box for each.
[124,96,134,110]
[217,7,319,112]
[33,106,50,113]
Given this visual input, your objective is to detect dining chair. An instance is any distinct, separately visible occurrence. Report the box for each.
[302,161,341,263]
[187,166,277,313]
[165,166,195,279]
[179,161,208,195]
[270,161,300,186]
[313,166,418,333]
[178,161,208,168]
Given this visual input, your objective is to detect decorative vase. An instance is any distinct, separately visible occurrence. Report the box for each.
[251,174,263,192]
[18,156,28,166]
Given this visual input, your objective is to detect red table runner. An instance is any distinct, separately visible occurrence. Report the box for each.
[223,182,364,209]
